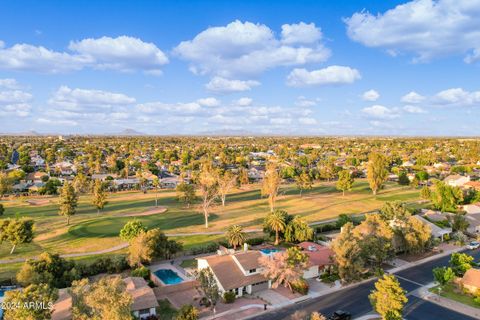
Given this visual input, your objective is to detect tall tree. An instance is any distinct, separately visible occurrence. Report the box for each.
[73,172,89,194]
[58,181,78,225]
[217,171,237,206]
[197,268,220,314]
[92,180,108,214]
[71,277,133,320]
[0,218,34,254]
[225,224,246,250]
[0,171,12,195]
[176,182,196,208]
[3,284,58,320]
[259,247,309,292]
[367,153,388,195]
[354,214,394,270]
[369,274,407,320]
[331,222,365,282]
[152,176,160,207]
[198,165,219,228]
[449,252,474,276]
[265,209,287,245]
[433,267,455,288]
[261,162,281,212]
[295,171,313,197]
[119,219,147,242]
[430,180,463,212]
[285,215,313,243]
[336,170,354,196]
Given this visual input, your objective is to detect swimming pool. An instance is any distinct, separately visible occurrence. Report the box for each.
[153,269,184,285]
[259,248,280,255]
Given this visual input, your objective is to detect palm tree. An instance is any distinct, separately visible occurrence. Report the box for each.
[226,225,246,250]
[152,177,160,207]
[265,210,287,245]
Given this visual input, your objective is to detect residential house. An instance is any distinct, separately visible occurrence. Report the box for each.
[444,174,470,188]
[297,242,334,279]
[466,213,480,235]
[125,277,159,319]
[25,172,48,184]
[160,176,181,189]
[197,250,270,297]
[51,277,158,320]
[54,161,77,175]
[465,181,480,192]
[247,167,265,182]
[412,215,452,241]
[461,268,480,294]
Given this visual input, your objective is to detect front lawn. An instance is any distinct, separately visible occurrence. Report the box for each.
[430,283,480,309]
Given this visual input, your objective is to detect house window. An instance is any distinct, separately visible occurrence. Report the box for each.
[249,268,256,273]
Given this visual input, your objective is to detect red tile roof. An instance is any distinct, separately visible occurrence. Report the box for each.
[297,242,334,267]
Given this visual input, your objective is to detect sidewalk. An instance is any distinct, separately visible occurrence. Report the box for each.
[413,283,480,319]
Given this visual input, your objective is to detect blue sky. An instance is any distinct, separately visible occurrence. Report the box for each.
[1,0,480,135]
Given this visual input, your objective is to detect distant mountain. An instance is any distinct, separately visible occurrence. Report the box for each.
[115,129,146,136]
[0,130,46,136]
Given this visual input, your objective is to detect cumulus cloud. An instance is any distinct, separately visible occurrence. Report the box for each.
[174,20,330,78]
[362,104,399,119]
[235,97,253,106]
[68,36,168,74]
[197,97,220,107]
[434,87,480,106]
[48,86,136,111]
[362,89,380,101]
[286,65,361,87]
[401,91,425,104]
[403,105,426,113]
[0,36,168,74]
[0,78,21,89]
[0,84,33,117]
[298,117,318,125]
[136,101,203,115]
[281,22,322,45]
[345,0,480,63]
[205,77,260,93]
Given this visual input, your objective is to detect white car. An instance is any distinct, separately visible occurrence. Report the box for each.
[467,241,480,250]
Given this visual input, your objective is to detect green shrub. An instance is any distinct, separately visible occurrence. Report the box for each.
[291,278,309,295]
[223,291,236,303]
[131,266,150,279]
[246,237,265,246]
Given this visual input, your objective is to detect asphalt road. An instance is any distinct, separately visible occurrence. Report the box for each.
[251,248,480,320]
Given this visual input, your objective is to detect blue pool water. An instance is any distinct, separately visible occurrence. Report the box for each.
[154,269,184,285]
[259,248,280,255]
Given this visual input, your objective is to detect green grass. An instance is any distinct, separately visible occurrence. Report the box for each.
[157,299,178,320]
[430,284,480,309]
[0,180,421,262]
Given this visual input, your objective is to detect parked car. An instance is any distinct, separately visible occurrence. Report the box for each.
[328,310,351,320]
[467,241,480,250]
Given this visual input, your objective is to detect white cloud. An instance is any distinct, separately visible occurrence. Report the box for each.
[403,105,426,113]
[235,97,253,106]
[345,0,480,62]
[36,118,78,126]
[295,96,318,107]
[48,86,136,111]
[270,118,292,125]
[286,65,361,87]
[197,97,220,107]
[281,22,322,45]
[68,36,168,74]
[0,85,32,117]
[0,43,90,73]
[401,91,425,104]
[362,89,380,101]
[205,77,260,93]
[434,87,480,106]
[174,20,330,77]
[298,117,318,125]
[0,36,168,73]
[136,101,202,115]
[362,104,399,119]
[0,78,21,89]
